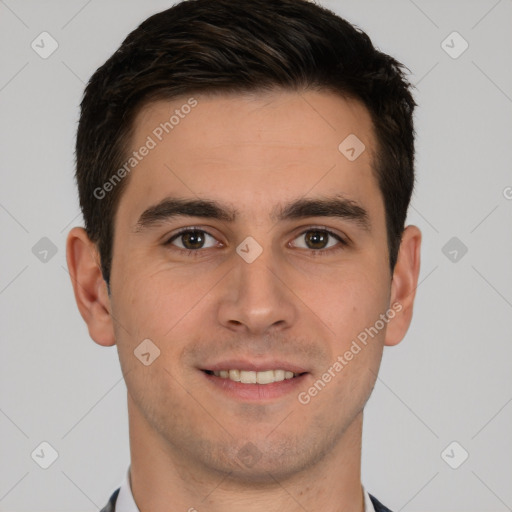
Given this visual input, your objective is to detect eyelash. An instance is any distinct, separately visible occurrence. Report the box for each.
[164,226,348,258]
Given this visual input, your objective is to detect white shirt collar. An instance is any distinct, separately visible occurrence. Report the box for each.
[363,484,377,512]
[116,466,376,512]
[115,467,140,512]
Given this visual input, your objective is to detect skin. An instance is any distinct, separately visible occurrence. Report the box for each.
[67,90,421,512]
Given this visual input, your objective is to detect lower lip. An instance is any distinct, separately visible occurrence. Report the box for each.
[201,371,309,401]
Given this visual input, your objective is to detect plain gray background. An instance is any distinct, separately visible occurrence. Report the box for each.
[1,0,511,510]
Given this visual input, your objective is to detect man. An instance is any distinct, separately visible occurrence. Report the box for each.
[66,0,421,510]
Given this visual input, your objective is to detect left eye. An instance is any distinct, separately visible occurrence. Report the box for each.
[291,229,344,251]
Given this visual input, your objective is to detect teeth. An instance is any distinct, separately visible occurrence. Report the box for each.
[229,369,240,381]
[212,369,300,384]
[241,371,256,384]
[274,369,285,381]
[256,370,274,384]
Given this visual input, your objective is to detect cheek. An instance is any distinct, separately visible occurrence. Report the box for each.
[298,268,389,411]
[307,261,390,343]
[110,261,219,356]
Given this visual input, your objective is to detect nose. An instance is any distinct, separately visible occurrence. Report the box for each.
[216,242,298,335]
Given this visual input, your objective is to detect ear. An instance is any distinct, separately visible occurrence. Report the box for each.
[384,225,422,347]
[66,227,116,346]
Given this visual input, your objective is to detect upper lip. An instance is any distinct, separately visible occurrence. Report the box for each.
[201,359,309,374]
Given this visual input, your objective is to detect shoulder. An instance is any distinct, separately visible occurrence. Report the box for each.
[100,487,120,512]
[369,493,394,512]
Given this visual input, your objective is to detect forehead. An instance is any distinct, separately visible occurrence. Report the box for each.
[117,89,383,225]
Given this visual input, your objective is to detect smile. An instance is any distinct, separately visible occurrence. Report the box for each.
[204,369,303,384]
[201,368,309,401]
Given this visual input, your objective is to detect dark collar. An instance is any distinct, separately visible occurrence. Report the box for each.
[369,493,394,512]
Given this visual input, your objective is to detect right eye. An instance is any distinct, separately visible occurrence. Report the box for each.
[165,228,220,253]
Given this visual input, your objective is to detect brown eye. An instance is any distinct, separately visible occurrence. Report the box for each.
[167,229,217,251]
[291,228,346,252]
[304,230,329,249]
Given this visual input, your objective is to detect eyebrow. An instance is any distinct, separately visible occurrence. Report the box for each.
[134,194,371,232]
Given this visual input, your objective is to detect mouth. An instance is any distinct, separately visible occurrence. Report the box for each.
[199,363,310,401]
[201,368,307,384]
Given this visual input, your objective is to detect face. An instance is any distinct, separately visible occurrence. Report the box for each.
[98,90,406,481]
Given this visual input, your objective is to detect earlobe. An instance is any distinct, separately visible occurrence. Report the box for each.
[384,225,422,347]
[66,227,116,347]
